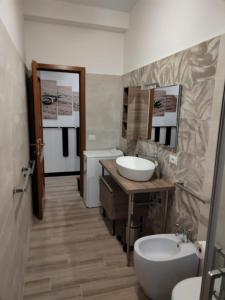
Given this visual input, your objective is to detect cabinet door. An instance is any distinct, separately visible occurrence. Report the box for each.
[138,89,154,139]
[127,87,153,140]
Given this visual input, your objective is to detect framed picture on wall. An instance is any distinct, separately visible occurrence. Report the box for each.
[41,80,58,119]
[57,86,73,116]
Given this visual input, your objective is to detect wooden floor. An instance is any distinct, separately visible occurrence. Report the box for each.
[23,176,149,300]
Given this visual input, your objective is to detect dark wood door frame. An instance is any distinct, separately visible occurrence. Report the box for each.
[34,62,86,196]
[31,61,45,219]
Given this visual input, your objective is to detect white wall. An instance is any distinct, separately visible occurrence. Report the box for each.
[0,0,25,58]
[0,1,32,298]
[23,0,129,33]
[24,20,124,75]
[124,0,225,72]
[24,19,124,151]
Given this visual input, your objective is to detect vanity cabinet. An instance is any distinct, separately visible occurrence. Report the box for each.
[99,175,149,239]
[122,86,154,140]
[100,175,128,220]
[100,175,148,220]
[99,159,175,266]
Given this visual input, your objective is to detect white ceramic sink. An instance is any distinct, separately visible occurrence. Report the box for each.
[116,156,155,181]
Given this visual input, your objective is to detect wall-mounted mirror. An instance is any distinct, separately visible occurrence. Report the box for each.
[121,84,182,153]
[151,85,182,149]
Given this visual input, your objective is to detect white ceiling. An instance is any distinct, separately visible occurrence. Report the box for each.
[56,0,138,12]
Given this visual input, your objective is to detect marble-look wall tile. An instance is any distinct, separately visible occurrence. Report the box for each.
[197,203,211,240]
[0,20,32,300]
[200,35,225,214]
[121,36,225,240]
[180,80,215,121]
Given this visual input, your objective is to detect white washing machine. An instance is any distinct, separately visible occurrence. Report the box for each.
[83,149,123,208]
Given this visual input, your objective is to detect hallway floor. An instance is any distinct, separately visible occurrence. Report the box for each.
[23,176,148,300]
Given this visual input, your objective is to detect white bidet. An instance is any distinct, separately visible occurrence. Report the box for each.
[134,234,199,300]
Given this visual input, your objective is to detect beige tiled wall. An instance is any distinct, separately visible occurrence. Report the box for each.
[121,35,225,241]
[0,20,32,300]
[86,74,123,150]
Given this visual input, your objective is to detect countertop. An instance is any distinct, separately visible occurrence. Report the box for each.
[99,159,175,194]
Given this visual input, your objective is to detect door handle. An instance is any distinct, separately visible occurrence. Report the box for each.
[208,268,225,298]
[100,176,113,193]
[30,140,45,156]
[30,142,45,147]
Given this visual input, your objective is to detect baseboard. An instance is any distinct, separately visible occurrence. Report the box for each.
[45,171,80,177]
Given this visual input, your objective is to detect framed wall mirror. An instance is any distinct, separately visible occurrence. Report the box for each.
[151,85,182,149]
[121,84,182,153]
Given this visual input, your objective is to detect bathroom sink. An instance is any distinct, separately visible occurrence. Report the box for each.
[116,156,155,181]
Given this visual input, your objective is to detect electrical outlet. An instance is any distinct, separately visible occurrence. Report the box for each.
[169,154,177,166]
[88,134,96,141]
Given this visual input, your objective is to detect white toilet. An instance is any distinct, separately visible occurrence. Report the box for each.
[171,241,206,300]
[171,277,202,300]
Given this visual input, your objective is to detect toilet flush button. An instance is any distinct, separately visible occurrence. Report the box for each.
[169,155,177,166]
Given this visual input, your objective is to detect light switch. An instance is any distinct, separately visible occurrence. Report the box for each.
[88,134,96,141]
[169,154,177,166]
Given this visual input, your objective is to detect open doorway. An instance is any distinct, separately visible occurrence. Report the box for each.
[30,62,85,219]
[40,71,80,176]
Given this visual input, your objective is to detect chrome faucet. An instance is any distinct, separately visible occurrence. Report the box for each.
[136,153,161,179]
[175,223,190,244]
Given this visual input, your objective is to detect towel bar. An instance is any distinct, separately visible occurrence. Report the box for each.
[13,160,35,195]
[175,182,210,204]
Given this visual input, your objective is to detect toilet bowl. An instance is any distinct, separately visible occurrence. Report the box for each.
[134,234,199,300]
[171,277,202,300]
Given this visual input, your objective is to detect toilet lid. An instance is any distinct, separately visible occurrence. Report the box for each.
[171,277,202,300]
